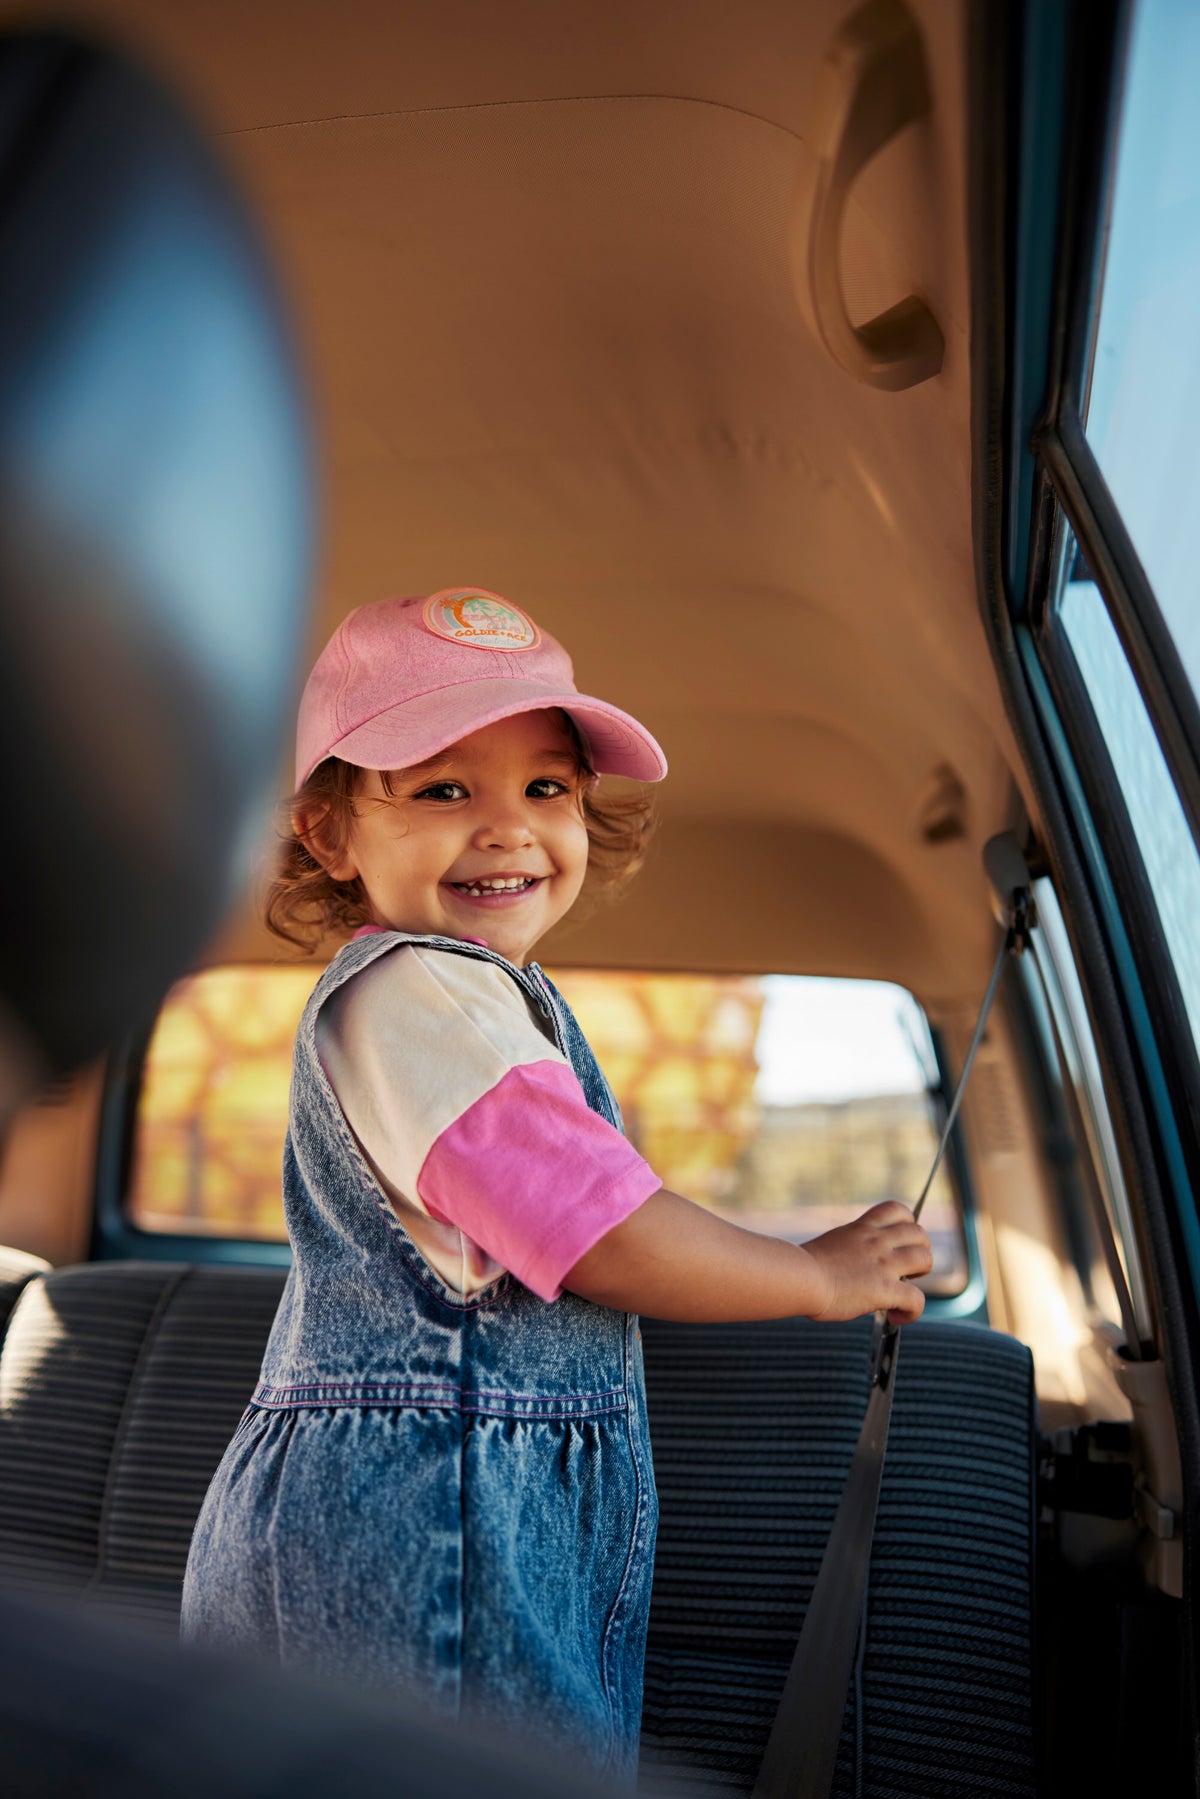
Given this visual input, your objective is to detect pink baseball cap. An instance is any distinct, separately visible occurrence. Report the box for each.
[295,587,667,788]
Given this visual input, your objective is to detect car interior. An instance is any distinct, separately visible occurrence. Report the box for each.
[0,1,1197,1794]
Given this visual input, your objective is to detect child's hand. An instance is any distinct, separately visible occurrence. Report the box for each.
[803,1202,934,1325]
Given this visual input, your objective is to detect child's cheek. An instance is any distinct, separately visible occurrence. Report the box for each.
[573,815,592,881]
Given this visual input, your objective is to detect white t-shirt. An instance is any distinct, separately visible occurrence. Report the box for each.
[315,944,660,1299]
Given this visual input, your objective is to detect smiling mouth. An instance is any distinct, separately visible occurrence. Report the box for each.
[447,876,542,899]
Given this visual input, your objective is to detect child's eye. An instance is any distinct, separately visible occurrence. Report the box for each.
[526,778,571,799]
[414,781,468,802]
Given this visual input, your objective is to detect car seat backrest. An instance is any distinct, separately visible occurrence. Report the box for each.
[0,1258,1037,1797]
[0,1262,286,1623]
[0,1246,49,1337]
[638,1312,1037,1798]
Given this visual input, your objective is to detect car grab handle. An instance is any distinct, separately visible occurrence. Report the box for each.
[795,0,944,392]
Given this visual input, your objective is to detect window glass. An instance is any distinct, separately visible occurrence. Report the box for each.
[1083,0,1200,696]
[130,966,968,1295]
[1030,878,1152,1338]
[1059,540,1200,1056]
[129,965,318,1239]
[555,973,967,1297]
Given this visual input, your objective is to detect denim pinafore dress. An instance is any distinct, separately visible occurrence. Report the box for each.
[181,931,657,1783]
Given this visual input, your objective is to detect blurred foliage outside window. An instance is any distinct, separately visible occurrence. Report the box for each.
[129,965,316,1242]
[129,964,967,1293]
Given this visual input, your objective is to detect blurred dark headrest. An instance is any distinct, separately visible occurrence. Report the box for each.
[0,29,313,1087]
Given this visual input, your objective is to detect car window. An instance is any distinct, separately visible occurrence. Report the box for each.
[557,972,969,1299]
[1082,0,1200,699]
[128,965,317,1240]
[1011,0,1200,1318]
[1030,876,1153,1339]
[128,965,970,1297]
[1058,536,1200,1057]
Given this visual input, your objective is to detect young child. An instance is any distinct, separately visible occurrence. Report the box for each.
[181,587,932,1784]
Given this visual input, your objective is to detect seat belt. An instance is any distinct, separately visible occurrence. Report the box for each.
[753,837,1034,1799]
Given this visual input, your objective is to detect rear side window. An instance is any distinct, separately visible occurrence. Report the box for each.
[1059,540,1200,1054]
[128,965,969,1295]
[1082,0,1200,698]
[555,972,968,1298]
[1007,0,1200,1292]
[129,966,316,1240]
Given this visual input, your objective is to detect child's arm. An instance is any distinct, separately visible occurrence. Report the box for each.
[563,1191,933,1325]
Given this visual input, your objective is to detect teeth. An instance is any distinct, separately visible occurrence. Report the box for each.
[456,877,535,895]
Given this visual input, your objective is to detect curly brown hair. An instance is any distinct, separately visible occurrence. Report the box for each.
[264,712,657,952]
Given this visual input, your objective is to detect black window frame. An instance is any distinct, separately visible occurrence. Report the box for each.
[984,0,1200,1328]
[1020,0,1200,1298]
[969,0,1200,1746]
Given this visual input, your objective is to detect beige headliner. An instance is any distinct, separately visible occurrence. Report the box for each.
[49,0,1027,1005]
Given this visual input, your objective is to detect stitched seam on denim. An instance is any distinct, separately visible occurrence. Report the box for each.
[455,1391,466,1719]
[87,1267,190,1596]
[525,963,572,1059]
[255,1388,629,1403]
[366,1185,510,1312]
[535,969,622,1128]
[250,1394,629,1420]
[263,1396,298,1644]
[598,1314,647,1773]
[251,1381,627,1410]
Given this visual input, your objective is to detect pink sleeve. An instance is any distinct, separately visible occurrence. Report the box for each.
[415,1061,662,1302]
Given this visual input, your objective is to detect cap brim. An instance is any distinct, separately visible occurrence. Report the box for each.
[300,677,667,786]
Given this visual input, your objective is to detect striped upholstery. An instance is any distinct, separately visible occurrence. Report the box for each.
[0,1263,286,1621]
[639,1315,1036,1797]
[0,1263,1036,1793]
[0,1245,48,1338]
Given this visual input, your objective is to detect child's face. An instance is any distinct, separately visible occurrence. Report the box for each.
[324,710,590,965]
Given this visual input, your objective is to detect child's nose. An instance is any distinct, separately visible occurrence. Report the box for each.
[473,801,536,851]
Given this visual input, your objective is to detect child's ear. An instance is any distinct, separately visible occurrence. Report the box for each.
[294,802,359,882]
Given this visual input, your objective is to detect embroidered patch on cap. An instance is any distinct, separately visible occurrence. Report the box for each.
[422,588,541,652]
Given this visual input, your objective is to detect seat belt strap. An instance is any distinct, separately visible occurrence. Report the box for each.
[753,899,1027,1799]
[752,1317,900,1799]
